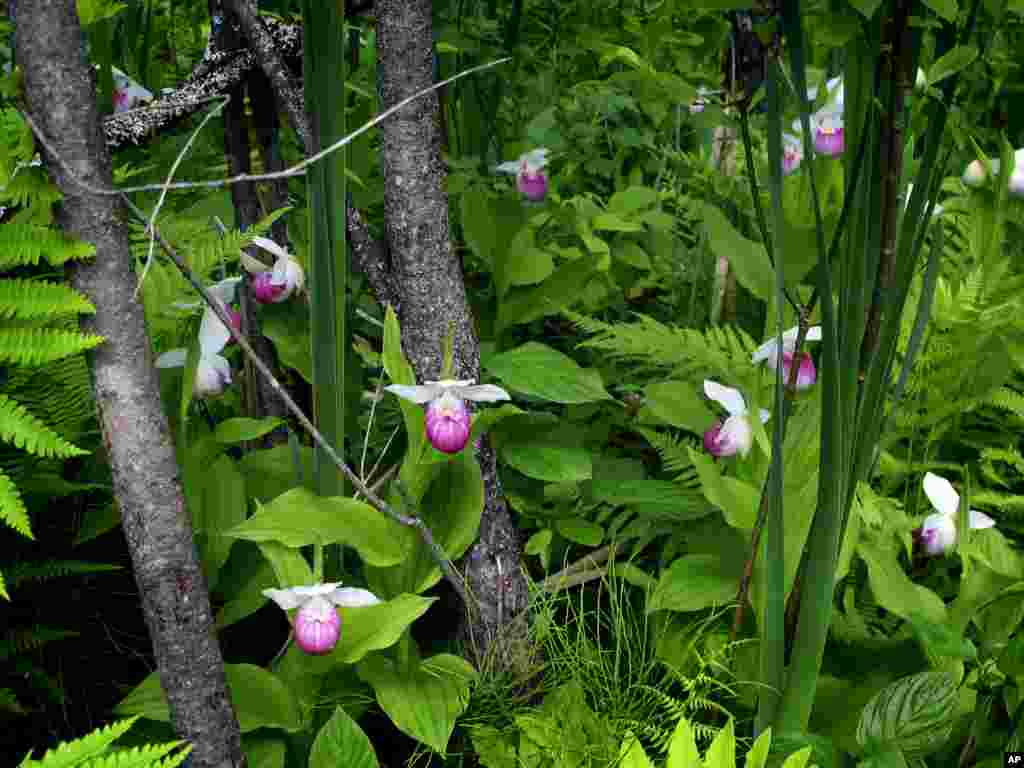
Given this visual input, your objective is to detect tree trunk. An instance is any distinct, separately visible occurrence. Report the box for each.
[15,3,245,766]
[374,0,530,672]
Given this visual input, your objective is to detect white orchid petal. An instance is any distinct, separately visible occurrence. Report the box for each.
[155,348,187,369]
[454,384,511,402]
[719,414,753,457]
[923,472,960,518]
[262,587,306,611]
[195,354,232,396]
[968,509,996,530]
[302,595,337,621]
[251,235,292,263]
[328,587,382,607]
[426,379,476,389]
[805,326,823,341]
[751,338,780,364]
[495,160,520,175]
[240,249,269,273]
[920,513,957,555]
[758,408,771,424]
[704,380,748,416]
[385,383,446,404]
[209,277,242,304]
[521,148,549,171]
[198,302,232,356]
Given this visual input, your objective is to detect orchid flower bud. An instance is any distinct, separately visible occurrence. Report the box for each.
[263,583,381,656]
[385,378,511,455]
[783,133,803,176]
[702,380,770,458]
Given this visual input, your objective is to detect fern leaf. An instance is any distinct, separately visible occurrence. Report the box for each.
[635,427,700,486]
[0,327,104,366]
[984,387,1024,422]
[85,743,191,768]
[0,278,95,320]
[5,560,121,590]
[0,394,89,458]
[0,467,32,539]
[18,717,141,768]
[0,223,94,268]
[3,350,95,440]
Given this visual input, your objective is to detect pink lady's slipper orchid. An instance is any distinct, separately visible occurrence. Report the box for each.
[155,278,241,398]
[240,236,305,304]
[751,325,822,390]
[111,67,153,113]
[263,583,381,655]
[794,76,844,157]
[962,148,1024,198]
[702,380,770,458]
[783,133,803,175]
[914,472,996,557]
[385,379,511,454]
[496,148,550,202]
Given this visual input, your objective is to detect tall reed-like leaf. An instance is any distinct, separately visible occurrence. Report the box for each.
[302,0,349,507]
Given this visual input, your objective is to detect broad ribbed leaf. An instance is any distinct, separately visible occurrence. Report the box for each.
[856,671,958,758]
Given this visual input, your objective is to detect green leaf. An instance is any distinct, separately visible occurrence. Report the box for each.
[646,554,741,613]
[257,541,314,589]
[259,301,312,383]
[226,488,412,567]
[357,653,476,755]
[214,418,285,444]
[701,203,774,302]
[619,732,654,768]
[496,258,597,333]
[860,539,947,625]
[665,718,700,768]
[197,455,246,591]
[334,593,435,663]
[470,403,526,444]
[592,213,644,232]
[920,0,958,21]
[216,545,278,628]
[509,248,555,288]
[309,706,380,768]
[704,716,736,767]
[690,448,760,529]
[485,342,611,403]
[926,45,977,84]
[997,633,1024,678]
[966,529,1024,579]
[243,734,288,768]
[116,664,302,733]
[589,478,705,521]
[500,430,592,483]
[855,671,958,758]
[846,0,883,17]
[615,241,651,270]
[237,444,315,502]
[555,518,603,546]
[643,381,714,432]
[608,186,659,214]
[420,447,484,562]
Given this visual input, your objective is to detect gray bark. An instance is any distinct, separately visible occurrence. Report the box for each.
[375,0,530,671]
[14,2,245,766]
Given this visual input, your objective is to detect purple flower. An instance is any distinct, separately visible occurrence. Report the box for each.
[914,472,996,557]
[385,378,511,455]
[751,325,822,390]
[496,149,550,202]
[783,133,803,175]
[241,237,305,304]
[702,380,770,458]
[814,113,844,156]
[263,583,381,656]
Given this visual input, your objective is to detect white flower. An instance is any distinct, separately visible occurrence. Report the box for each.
[112,67,153,113]
[385,379,511,454]
[751,326,822,390]
[263,583,381,655]
[702,380,770,458]
[962,147,1024,198]
[155,279,241,398]
[916,472,996,556]
[241,236,305,303]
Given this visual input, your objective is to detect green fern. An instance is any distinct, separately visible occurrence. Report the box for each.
[0,328,104,366]
[635,426,700,486]
[16,716,190,768]
[4,560,122,590]
[0,395,90,459]
[0,279,96,320]
[0,224,96,268]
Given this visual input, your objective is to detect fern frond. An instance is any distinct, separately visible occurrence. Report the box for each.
[984,387,1024,422]
[0,394,89,458]
[3,351,94,440]
[85,743,191,768]
[0,467,32,539]
[0,223,94,268]
[0,279,95,320]
[969,490,1024,518]
[17,716,141,768]
[635,427,700,486]
[0,626,79,659]
[5,560,121,590]
[0,328,104,366]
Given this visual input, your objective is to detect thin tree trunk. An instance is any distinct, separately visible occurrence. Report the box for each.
[15,3,244,766]
[375,0,530,672]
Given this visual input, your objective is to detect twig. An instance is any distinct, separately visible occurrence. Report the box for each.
[110,191,473,610]
[539,544,618,593]
[18,59,510,198]
[136,96,230,298]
